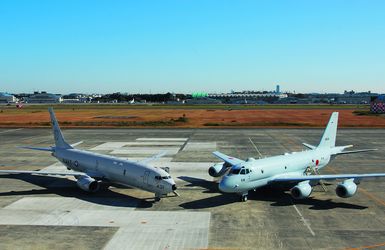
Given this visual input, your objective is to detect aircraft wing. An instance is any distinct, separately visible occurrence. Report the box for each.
[271,173,385,183]
[0,170,86,177]
[139,151,167,164]
[212,151,244,166]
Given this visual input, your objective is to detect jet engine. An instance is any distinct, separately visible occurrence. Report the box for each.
[336,179,357,198]
[76,176,100,192]
[290,181,312,199]
[208,162,231,177]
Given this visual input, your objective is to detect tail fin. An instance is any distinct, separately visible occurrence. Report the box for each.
[318,112,338,148]
[48,107,72,149]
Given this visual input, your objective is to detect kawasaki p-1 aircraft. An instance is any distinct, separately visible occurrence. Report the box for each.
[209,112,385,202]
[0,108,177,200]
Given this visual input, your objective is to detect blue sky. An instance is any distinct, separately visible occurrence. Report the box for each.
[0,0,385,94]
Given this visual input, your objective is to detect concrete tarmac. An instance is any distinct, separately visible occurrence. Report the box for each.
[0,128,385,249]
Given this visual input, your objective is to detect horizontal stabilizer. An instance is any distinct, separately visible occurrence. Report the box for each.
[18,146,53,152]
[71,141,84,147]
[302,143,316,150]
[337,148,378,155]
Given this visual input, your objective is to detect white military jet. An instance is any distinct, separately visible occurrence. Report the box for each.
[209,112,385,202]
[0,108,177,200]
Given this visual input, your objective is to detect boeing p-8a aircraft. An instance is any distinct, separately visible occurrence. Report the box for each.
[0,108,177,200]
[209,112,385,202]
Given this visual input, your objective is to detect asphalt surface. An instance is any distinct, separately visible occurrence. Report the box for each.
[0,128,384,250]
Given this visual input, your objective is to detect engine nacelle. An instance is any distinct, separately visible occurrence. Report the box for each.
[290,181,312,199]
[76,176,100,192]
[208,162,231,177]
[336,179,357,198]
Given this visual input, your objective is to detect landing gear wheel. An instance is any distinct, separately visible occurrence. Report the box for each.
[240,194,248,202]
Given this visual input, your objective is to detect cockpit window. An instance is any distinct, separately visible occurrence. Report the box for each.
[162,176,171,179]
[231,168,241,175]
[155,176,161,180]
[240,169,246,175]
[245,169,250,174]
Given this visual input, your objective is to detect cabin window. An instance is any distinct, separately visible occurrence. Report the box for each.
[245,169,250,174]
[123,169,126,176]
[261,169,264,174]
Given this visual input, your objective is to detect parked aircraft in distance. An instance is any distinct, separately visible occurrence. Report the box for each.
[0,108,177,200]
[209,112,385,202]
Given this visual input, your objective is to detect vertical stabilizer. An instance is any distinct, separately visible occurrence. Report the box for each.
[48,107,72,149]
[318,112,338,148]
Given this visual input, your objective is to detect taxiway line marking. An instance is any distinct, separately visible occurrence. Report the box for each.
[359,188,385,208]
[248,138,263,158]
[291,201,315,236]
[0,128,23,134]
[345,241,385,250]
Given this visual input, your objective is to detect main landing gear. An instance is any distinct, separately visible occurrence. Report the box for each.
[240,193,248,202]
[155,193,161,202]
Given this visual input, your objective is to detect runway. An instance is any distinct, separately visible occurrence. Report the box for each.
[0,128,385,249]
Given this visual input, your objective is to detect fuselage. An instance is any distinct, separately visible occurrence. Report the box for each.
[219,148,332,194]
[53,148,176,196]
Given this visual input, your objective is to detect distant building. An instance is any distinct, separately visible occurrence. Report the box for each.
[62,93,92,103]
[26,91,62,103]
[371,95,385,114]
[276,85,280,94]
[185,97,222,104]
[0,92,17,103]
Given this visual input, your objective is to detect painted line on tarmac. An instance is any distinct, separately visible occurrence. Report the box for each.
[248,138,263,158]
[0,128,23,134]
[359,187,385,207]
[345,241,385,250]
[291,200,315,236]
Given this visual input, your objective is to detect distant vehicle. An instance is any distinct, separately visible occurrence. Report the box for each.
[0,108,178,200]
[16,103,23,108]
[209,112,385,202]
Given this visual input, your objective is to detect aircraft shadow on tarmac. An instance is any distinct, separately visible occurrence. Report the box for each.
[178,176,219,193]
[0,174,153,208]
[178,176,368,210]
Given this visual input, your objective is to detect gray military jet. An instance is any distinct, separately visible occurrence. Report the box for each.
[209,112,385,202]
[0,108,177,200]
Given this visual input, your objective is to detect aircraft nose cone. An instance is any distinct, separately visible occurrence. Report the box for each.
[172,184,177,191]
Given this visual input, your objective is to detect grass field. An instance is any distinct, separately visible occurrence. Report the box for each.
[0,104,384,128]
